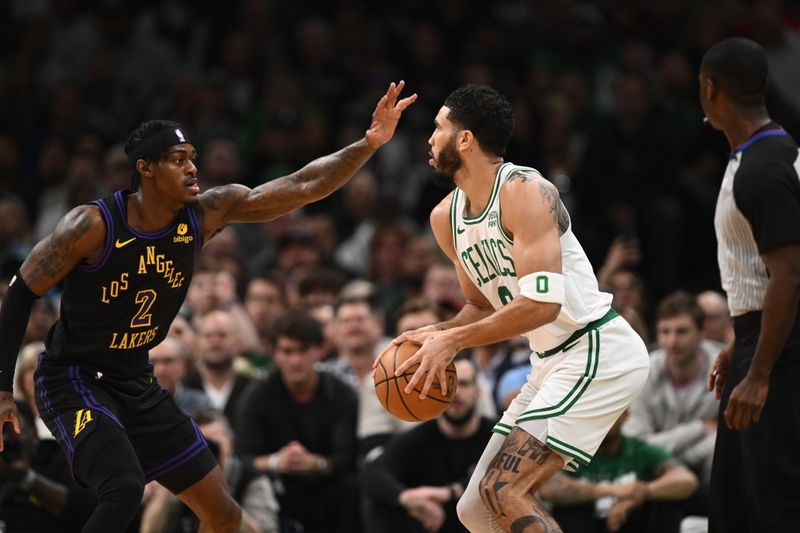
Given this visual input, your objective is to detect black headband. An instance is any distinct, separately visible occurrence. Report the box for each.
[128,127,192,168]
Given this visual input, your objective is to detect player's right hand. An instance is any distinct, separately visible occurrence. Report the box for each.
[708,342,733,400]
[364,80,417,149]
[0,391,21,452]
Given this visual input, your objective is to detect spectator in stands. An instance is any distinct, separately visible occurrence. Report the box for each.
[540,411,699,533]
[185,309,252,423]
[319,294,407,460]
[22,297,56,346]
[149,336,212,414]
[360,357,493,533]
[606,268,650,324]
[237,311,358,533]
[468,339,531,419]
[0,401,97,532]
[243,272,287,368]
[141,409,280,533]
[296,267,346,309]
[422,262,464,319]
[696,290,734,346]
[167,313,198,372]
[623,292,719,499]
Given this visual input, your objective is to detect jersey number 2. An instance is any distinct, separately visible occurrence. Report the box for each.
[131,289,157,328]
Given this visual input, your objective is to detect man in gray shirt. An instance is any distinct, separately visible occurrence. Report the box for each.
[624,292,718,495]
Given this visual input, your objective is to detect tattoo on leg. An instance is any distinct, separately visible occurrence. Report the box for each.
[480,428,562,532]
[480,469,507,518]
[511,514,562,533]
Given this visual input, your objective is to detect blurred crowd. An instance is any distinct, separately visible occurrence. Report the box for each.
[2,0,800,532]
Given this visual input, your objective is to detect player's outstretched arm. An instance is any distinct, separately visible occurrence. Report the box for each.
[0,205,105,448]
[396,172,565,398]
[197,81,416,236]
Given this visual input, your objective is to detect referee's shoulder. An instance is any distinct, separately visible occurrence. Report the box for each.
[742,132,798,166]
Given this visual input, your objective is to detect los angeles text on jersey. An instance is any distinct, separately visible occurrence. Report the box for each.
[101,244,185,350]
[459,237,516,287]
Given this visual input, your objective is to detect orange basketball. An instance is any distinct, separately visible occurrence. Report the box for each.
[374,341,458,422]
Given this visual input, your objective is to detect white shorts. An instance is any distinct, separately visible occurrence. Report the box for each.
[493,312,649,472]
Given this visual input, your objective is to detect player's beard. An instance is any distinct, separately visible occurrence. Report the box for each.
[431,135,462,188]
[443,404,476,427]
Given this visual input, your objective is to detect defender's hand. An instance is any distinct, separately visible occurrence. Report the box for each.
[394,330,458,399]
[0,391,21,453]
[365,81,417,149]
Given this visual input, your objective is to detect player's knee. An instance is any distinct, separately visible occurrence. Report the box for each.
[99,470,145,511]
[457,483,487,531]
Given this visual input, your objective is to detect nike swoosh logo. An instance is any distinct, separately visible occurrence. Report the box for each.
[115,237,136,248]
[456,226,465,234]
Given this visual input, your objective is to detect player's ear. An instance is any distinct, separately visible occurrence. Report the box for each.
[458,130,475,152]
[704,77,718,102]
[136,159,153,178]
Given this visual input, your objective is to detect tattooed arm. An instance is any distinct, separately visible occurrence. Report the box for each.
[1,205,104,447]
[20,205,106,294]
[196,81,416,238]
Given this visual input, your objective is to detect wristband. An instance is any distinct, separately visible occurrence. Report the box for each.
[518,271,565,305]
[267,453,281,474]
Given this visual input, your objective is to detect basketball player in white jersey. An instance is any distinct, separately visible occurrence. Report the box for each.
[382,85,650,532]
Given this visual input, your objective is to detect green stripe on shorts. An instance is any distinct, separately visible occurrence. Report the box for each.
[546,438,590,466]
[516,329,600,422]
[547,435,592,463]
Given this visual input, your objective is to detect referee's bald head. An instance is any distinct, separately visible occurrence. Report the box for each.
[700,37,769,109]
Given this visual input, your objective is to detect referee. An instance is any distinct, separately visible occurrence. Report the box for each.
[699,38,800,532]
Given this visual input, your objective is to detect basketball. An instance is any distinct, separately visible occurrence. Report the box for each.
[374,341,458,422]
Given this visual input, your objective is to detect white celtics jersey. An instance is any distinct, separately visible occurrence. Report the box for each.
[450,162,612,352]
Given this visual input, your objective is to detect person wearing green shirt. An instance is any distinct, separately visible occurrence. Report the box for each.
[539,411,698,533]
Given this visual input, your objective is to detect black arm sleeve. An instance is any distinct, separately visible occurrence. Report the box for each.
[734,156,800,253]
[0,272,40,391]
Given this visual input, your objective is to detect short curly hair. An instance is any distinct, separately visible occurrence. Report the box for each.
[443,85,514,157]
[124,119,185,190]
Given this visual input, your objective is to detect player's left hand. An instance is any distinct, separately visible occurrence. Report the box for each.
[365,81,417,149]
[394,329,458,399]
[724,372,768,430]
[373,324,441,370]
